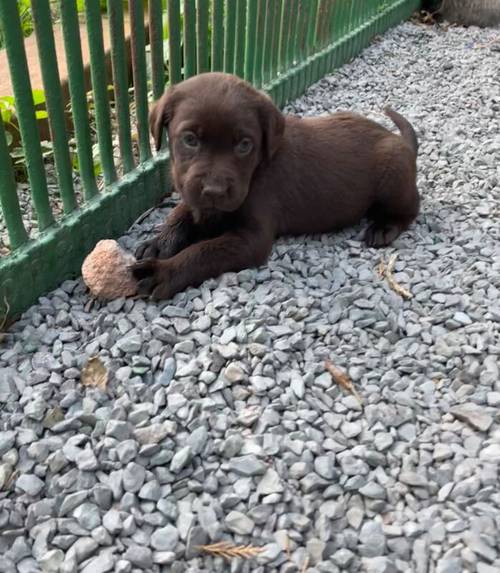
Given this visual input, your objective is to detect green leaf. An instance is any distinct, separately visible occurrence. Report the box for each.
[32,89,46,106]
[35,110,49,120]
[1,108,12,124]
[0,95,16,107]
[93,161,103,177]
[5,130,13,147]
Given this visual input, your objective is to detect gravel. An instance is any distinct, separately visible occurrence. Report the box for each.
[1,19,500,573]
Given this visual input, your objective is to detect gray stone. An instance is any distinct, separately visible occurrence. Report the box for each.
[38,549,64,572]
[257,468,283,495]
[67,537,98,563]
[187,426,209,455]
[102,509,122,535]
[225,511,255,535]
[229,455,267,476]
[73,503,101,530]
[123,462,146,493]
[159,357,176,385]
[436,558,463,573]
[359,520,386,557]
[138,480,161,501]
[16,474,44,496]
[151,524,179,551]
[463,531,497,562]
[170,446,193,473]
[80,550,115,573]
[123,545,153,568]
[450,405,493,432]
[314,455,336,480]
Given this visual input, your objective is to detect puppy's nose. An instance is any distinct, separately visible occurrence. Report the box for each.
[202,184,228,200]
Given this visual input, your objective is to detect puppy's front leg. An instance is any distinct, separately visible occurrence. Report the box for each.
[135,202,195,260]
[131,227,273,300]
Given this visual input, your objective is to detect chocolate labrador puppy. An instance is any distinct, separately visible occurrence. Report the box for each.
[132,72,419,299]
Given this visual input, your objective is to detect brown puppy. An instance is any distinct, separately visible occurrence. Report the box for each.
[132,72,419,299]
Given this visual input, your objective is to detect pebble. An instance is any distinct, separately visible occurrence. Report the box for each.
[170,446,193,473]
[225,511,255,535]
[150,525,179,551]
[229,455,267,476]
[16,474,44,496]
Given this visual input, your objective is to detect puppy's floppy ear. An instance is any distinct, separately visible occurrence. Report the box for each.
[257,92,285,161]
[149,86,177,152]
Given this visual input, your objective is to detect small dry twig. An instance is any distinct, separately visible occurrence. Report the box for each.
[378,254,413,300]
[197,542,264,560]
[300,555,310,573]
[325,360,363,404]
[474,37,500,49]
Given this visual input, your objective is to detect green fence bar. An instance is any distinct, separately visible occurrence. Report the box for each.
[235,0,247,77]
[184,0,197,78]
[168,0,182,84]
[59,1,99,201]
[84,0,117,186]
[211,0,224,71]
[262,0,274,84]
[270,0,282,80]
[197,0,210,74]
[279,0,291,72]
[0,121,29,249]
[224,0,237,73]
[130,0,152,162]
[252,0,266,86]
[149,0,166,99]
[108,0,135,174]
[31,0,76,215]
[244,0,258,82]
[296,0,310,94]
[289,0,300,62]
[0,1,54,231]
[307,0,319,55]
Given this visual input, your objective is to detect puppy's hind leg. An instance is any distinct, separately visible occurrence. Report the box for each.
[364,152,419,248]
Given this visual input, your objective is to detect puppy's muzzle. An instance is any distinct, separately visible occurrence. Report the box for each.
[201,183,229,201]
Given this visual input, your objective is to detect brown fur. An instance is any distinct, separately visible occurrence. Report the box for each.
[132,72,419,299]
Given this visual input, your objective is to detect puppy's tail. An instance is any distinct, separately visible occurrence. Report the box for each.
[384,107,418,157]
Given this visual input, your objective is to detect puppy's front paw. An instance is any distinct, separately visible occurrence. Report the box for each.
[135,237,161,260]
[130,259,173,300]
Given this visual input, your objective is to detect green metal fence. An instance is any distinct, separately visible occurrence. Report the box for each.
[0,0,420,320]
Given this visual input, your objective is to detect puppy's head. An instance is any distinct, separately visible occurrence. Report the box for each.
[149,72,284,214]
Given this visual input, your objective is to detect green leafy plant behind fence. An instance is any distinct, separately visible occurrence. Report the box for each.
[0,0,420,320]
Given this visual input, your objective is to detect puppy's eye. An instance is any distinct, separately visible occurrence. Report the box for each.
[181,131,199,149]
[235,138,253,156]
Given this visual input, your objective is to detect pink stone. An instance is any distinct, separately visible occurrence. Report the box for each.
[82,240,137,299]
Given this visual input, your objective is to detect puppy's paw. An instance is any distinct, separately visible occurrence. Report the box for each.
[364,223,402,248]
[135,237,161,260]
[130,258,173,300]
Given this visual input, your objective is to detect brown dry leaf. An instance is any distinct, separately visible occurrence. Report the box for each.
[378,254,413,300]
[325,360,363,405]
[81,357,109,391]
[197,542,264,560]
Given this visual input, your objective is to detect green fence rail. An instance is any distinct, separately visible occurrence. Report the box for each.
[0,0,420,320]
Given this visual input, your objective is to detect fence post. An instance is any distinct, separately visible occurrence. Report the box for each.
[0,1,54,231]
